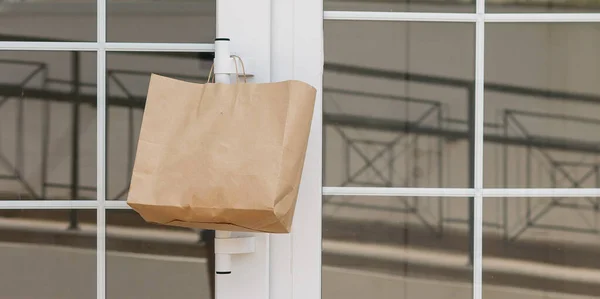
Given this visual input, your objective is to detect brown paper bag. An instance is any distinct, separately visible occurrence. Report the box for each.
[127,74,316,233]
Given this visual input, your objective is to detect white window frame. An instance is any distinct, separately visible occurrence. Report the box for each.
[2,0,600,298]
[323,5,600,299]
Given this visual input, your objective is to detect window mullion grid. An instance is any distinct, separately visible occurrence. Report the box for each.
[2,5,600,299]
[323,8,600,299]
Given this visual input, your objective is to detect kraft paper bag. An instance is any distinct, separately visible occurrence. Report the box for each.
[127,74,316,233]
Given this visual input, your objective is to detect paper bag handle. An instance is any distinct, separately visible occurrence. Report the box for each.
[206,55,247,84]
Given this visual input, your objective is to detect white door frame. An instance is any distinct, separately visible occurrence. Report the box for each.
[214,0,322,298]
[270,1,323,299]
[216,1,324,298]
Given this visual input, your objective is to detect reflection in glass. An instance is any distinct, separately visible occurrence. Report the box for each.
[0,209,96,298]
[324,0,474,13]
[486,0,600,13]
[106,52,211,201]
[324,0,600,13]
[105,52,215,297]
[484,23,600,188]
[323,196,473,299]
[484,197,600,297]
[106,210,213,299]
[107,0,215,43]
[0,51,97,200]
[0,0,217,43]
[324,21,474,188]
[0,0,96,42]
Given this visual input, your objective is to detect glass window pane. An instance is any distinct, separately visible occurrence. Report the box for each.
[323,196,473,299]
[106,210,212,299]
[487,0,600,13]
[106,52,211,201]
[0,209,96,298]
[324,0,474,13]
[324,21,474,188]
[106,52,214,298]
[107,0,215,43]
[0,51,97,200]
[484,197,600,297]
[0,1,96,42]
[484,24,600,188]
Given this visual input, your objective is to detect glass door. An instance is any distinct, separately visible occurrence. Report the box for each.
[322,2,600,299]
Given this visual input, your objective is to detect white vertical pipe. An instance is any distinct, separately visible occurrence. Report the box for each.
[215,230,233,274]
[213,38,233,278]
[214,2,271,299]
[271,1,323,299]
[214,38,231,85]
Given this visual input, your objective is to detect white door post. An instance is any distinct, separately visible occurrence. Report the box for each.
[214,0,323,298]
[214,1,272,299]
[270,1,323,299]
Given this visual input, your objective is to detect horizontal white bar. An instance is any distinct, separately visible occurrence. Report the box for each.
[0,42,98,51]
[105,42,215,52]
[0,42,215,52]
[104,200,132,209]
[485,13,600,22]
[0,200,98,209]
[324,11,477,22]
[324,11,600,23]
[323,187,475,197]
[325,187,600,197]
[483,188,600,197]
